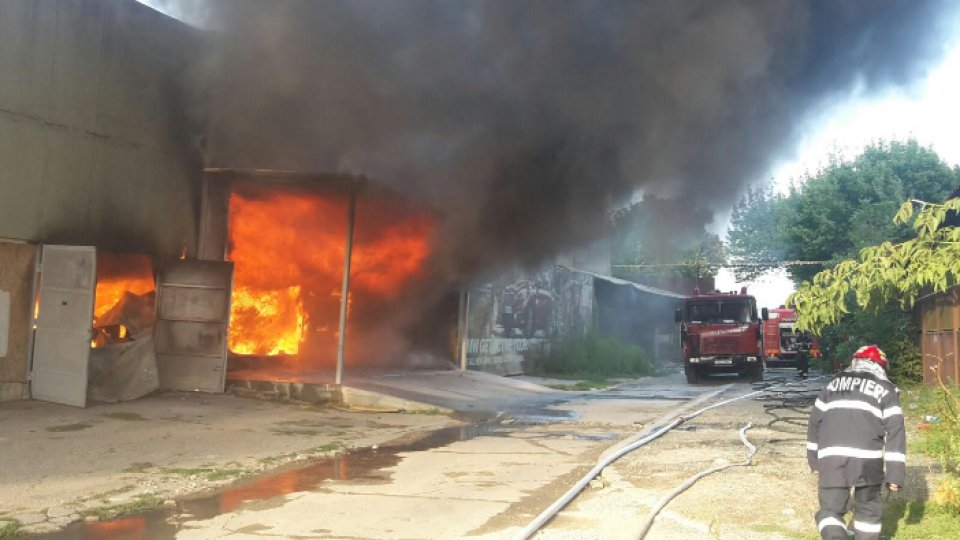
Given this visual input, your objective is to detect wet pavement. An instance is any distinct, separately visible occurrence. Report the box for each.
[25,372,768,539]
[41,425,501,540]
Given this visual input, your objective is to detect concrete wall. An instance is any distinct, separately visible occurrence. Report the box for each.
[0,240,37,401]
[0,0,201,256]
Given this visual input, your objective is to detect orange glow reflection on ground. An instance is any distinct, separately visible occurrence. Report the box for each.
[227,183,433,360]
[83,516,146,539]
[94,253,154,324]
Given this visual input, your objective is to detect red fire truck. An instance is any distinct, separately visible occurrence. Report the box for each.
[676,288,766,384]
[762,306,820,375]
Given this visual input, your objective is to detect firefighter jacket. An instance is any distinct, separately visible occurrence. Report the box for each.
[806,367,905,488]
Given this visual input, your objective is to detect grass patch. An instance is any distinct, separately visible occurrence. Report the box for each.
[101,412,146,421]
[0,520,20,539]
[46,422,92,432]
[535,332,655,379]
[883,500,960,539]
[747,523,817,540]
[164,467,210,477]
[272,429,322,436]
[81,495,163,520]
[204,469,245,481]
[904,379,960,517]
[91,485,136,501]
[306,442,345,454]
[163,467,245,482]
[546,379,611,391]
[123,462,154,473]
[257,442,346,466]
[407,408,447,415]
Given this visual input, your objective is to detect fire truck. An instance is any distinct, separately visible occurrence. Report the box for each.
[676,288,766,384]
[762,306,820,375]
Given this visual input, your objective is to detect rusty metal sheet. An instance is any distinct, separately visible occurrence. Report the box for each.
[155,260,233,393]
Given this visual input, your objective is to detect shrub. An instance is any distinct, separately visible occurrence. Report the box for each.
[818,306,922,384]
[913,368,960,515]
[539,331,655,378]
[933,477,960,516]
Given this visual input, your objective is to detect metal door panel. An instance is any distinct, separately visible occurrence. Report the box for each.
[157,287,230,322]
[37,289,96,329]
[154,320,226,357]
[161,261,234,288]
[155,260,233,393]
[156,355,225,393]
[31,245,95,407]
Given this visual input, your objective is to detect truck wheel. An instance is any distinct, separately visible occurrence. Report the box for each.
[749,363,764,382]
[685,365,701,384]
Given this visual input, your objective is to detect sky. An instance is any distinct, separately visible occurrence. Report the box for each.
[717,30,960,309]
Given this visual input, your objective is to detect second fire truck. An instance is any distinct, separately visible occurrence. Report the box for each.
[762,306,820,376]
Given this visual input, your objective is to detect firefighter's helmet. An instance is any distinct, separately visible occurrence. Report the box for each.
[853,344,888,369]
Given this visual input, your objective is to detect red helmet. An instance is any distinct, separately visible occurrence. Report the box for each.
[853,345,888,369]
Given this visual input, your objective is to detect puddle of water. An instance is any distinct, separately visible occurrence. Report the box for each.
[38,424,498,540]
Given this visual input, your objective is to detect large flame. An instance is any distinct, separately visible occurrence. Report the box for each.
[227,182,433,362]
[94,253,154,323]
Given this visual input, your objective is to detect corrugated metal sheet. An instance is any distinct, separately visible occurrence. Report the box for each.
[920,286,960,385]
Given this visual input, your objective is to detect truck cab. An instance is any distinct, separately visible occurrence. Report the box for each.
[676,289,765,384]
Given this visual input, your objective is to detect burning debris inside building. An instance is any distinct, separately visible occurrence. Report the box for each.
[212,172,438,381]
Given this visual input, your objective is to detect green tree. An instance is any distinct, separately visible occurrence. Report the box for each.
[726,140,959,381]
[791,198,960,332]
[727,184,787,281]
[789,199,960,383]
[781,140,958,282]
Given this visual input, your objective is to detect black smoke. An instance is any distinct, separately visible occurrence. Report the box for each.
[188,0,954,286]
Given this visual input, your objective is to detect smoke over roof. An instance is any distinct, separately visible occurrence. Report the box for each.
[187,0,954,283]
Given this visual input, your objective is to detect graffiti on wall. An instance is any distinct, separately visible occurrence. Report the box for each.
[466,265,593,372]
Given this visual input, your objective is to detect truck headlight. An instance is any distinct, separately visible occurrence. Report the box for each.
[746,356,757,362]
[689,357,700,363]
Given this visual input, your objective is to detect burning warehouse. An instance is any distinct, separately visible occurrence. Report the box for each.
[202,169,443,386]
[0,0,452,407]
[2,0,955,407]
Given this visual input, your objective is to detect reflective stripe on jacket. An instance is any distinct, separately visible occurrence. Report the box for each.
[806,369,905,487]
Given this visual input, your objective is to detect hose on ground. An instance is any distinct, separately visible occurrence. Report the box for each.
[512,389,764,540]
[633,423,757,540]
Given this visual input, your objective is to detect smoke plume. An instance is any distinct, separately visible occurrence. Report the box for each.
[187,0,952,290]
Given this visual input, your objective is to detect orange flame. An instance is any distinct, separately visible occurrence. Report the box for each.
[227,182,433,363]
[94,253,154,324]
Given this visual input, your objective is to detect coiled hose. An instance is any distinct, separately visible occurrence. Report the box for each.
[512,389,765,540]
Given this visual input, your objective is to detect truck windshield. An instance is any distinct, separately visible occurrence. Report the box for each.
[685,300,754,324]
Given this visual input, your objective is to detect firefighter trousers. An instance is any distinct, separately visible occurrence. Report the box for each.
[816,484,883,540]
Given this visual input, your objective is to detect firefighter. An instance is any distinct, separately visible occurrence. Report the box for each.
[806,345,905,540]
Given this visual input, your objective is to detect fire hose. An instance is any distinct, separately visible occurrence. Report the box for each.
[512,388,766,540]
[632,422,756,539]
